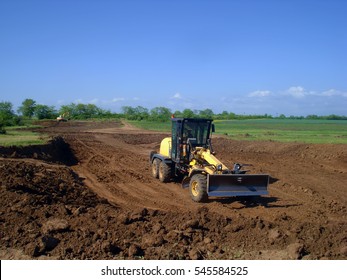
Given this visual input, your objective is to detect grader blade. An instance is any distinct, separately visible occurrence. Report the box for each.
[207,174,269,197]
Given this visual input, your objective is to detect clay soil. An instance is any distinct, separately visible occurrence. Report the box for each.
[1,120,346,260]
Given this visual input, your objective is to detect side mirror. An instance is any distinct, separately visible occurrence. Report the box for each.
[212,124,215,133]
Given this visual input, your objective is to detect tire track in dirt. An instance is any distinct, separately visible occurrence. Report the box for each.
[66,124,347,224]
[68,133,198,213]
[35,121,347,251]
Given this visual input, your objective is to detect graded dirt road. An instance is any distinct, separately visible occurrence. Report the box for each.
[1,120,346,259]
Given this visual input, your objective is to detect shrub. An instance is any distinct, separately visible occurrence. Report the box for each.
[0,120,6,134]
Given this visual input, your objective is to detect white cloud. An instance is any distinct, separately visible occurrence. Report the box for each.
[171,92,183,99]
[167,92,197,110]
[284,86,319,98]
[112,97,125,102]
[248,90,271,97]
[283,87,347,99]
[321,89,337,96]
[321,89,347,97]
[89,98,99,104]
[218,86,347,115]
[286,86,307,98]
[282,87,347,99]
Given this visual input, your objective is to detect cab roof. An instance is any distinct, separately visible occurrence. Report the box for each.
[171,117,213,122]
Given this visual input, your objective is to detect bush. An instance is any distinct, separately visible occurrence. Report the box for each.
[0,120,6,134]
[11,115,24,126]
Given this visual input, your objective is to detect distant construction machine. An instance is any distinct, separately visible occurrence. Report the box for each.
[150,118,269,202]
[56,112,69,122]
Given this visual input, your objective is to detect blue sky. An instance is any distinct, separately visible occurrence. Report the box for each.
[1,0,346,116]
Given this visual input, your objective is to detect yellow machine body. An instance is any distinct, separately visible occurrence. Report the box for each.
[189,147,228,176]
[151,118,269,202]
[159,137,171,158]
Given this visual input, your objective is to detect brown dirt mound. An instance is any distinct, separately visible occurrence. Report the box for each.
[1,121,346,260]
[0,136,77,166]
[0,158,287,260]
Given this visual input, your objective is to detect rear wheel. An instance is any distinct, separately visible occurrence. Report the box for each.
[189,174,208,202]
[151,158,160,178]
[159,161,171,182]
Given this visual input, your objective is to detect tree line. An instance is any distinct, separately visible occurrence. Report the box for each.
[1,98,347,134]
[120,106,347,121]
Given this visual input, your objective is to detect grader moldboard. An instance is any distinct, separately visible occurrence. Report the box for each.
[150,118,269,202]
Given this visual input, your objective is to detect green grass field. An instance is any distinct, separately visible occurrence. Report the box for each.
[0,126,49,147]
[128,120,172,131]
[2,119,346,146]
[130,119,347,144]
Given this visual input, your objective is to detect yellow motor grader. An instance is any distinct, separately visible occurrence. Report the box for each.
[150,118,269,202]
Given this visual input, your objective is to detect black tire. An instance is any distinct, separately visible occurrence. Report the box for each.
[189,174,208,202]
[151,158,160,179]
[159,161,171,182]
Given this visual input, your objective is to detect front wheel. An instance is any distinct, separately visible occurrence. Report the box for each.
[189,174,208,202]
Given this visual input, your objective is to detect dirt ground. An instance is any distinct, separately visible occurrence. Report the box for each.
[1,120,346,260]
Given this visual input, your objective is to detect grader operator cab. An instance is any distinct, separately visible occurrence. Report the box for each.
[150,118,269,202]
